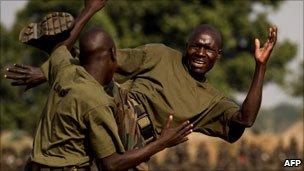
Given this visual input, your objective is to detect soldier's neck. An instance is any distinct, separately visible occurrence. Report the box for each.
[84,65,108,86]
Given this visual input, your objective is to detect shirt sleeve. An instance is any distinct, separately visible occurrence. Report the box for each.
[40,59,50,81]
[195,97,244,143]
[84,105,124,159]
[114,46,146,84]
[40,46,79,84]
[114,44,163,84]
[47,45,73,84]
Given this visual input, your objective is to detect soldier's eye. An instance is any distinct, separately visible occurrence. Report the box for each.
[190,44,199,49]
[207,49,216,53]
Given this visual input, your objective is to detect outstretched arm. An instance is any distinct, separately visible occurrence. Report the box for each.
[4,64,46,91]
[98,115,193,171]
[231,26,278,127]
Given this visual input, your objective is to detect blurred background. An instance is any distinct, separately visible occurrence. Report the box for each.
[0,0,303,170]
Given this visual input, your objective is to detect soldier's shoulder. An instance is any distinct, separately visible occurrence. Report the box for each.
[80,82,107,98]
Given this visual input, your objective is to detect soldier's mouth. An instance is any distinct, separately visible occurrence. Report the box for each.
[191,57,208,68]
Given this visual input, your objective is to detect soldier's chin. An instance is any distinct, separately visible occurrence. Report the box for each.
[189,66,208,76]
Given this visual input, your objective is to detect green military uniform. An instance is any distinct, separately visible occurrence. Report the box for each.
[41,43,243,144]
[32,46,125,168]
[115,44,243,142]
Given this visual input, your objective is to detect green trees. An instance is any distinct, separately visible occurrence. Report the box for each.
[289,61,303,97]
[0,0,298,132]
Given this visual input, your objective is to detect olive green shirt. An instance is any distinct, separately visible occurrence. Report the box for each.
[115,44,241,142]
[41,44,242,143]
[33,46,124,167]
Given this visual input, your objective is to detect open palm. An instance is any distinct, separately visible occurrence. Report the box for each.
[254,26,277,64]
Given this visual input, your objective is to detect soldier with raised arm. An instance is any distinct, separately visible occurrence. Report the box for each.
[6,0,277,164]
[8,1,193,171]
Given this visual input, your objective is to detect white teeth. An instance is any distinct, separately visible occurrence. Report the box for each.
[193,59,206,64]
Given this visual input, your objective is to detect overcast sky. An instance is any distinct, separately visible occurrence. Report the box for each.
[1,0,303,108]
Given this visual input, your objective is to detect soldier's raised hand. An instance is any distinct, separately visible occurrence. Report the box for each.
[4,64,46,91]
[157,115,193,149]
[254,26,277,65]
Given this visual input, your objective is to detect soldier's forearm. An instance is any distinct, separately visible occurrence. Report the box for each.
[98,140,164,171]
[232,63,266,127]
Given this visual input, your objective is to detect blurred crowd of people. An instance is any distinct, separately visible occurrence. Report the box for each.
[148,137,303,171]
[1,146,31,171]
[1,136,302,171]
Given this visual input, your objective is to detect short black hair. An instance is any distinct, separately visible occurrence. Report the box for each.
[187,24,222,49]
[79,27,114,65]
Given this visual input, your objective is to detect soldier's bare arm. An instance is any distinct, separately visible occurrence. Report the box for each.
[97,115,193,171]
[231,26,277,127]
[56,0,108,51]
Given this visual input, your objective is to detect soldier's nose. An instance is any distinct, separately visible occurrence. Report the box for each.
[198,48,206,56]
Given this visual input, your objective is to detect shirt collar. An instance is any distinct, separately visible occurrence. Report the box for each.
[103,80,118,97]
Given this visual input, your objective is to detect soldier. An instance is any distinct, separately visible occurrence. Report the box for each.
[5,0,277,155]
[7,1,193,171]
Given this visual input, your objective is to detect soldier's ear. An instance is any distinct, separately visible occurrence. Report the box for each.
[217,49,222,59]
[184,43,189,55]
[218,49,222,54]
